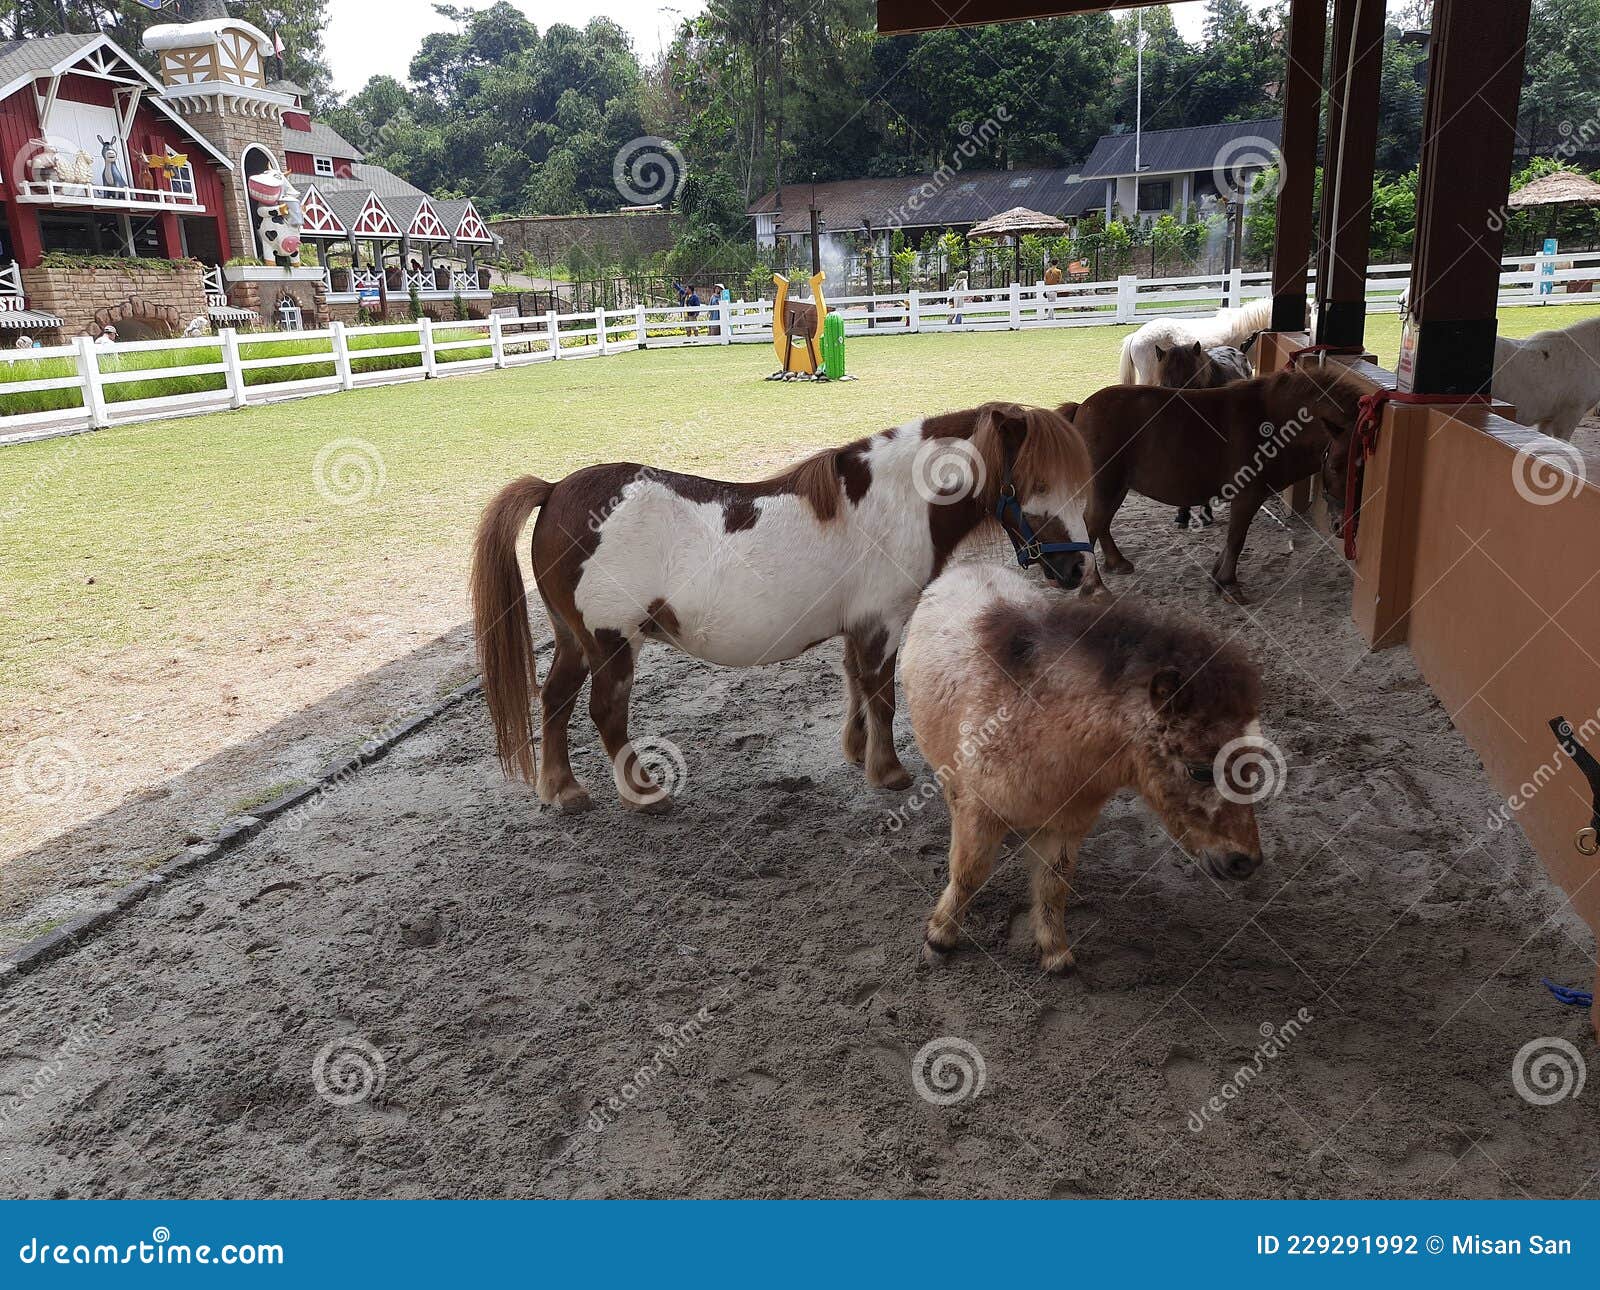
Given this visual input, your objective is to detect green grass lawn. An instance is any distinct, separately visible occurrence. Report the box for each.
[2,301,1596,701]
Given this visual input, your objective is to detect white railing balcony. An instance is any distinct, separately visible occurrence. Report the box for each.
[202,266,227,308]
[352,269,382,290]
[16,179,203,213]
[0,263,24,310]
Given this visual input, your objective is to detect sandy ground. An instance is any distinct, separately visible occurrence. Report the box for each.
[1,493,1595,1200]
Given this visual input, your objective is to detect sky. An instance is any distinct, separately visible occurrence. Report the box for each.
[323,1,1281,99]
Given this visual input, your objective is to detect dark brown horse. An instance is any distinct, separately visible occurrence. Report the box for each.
[1153,339,1257,529]
[1070,365,1365,601]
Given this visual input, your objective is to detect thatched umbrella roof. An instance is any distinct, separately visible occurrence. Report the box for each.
[1506,171,1600,209]
[967,207,1071,238]
[966,207,1070,282]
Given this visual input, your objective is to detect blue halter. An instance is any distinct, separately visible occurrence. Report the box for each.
[994,463,1094,572]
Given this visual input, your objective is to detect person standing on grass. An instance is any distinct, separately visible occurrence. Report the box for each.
[685,284,702,337]
[949,273,968,327]
[1043,257,1063,320]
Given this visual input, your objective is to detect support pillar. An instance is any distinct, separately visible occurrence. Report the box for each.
[1269,0,1326,333]
[1314,0,1386,349]
[1401,0,1534,394]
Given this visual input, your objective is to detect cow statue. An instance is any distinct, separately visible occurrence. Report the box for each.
[246,168,304,264]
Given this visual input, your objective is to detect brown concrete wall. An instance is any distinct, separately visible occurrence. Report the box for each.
[21,262,209,338]
[226,277,328,328]
[490,211,678,265]
[1257,330,1600,1033]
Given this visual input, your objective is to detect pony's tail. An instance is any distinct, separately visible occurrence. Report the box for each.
[471,475,551,784]
[1118,335,1137,385]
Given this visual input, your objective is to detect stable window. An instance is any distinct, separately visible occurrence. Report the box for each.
[314,155,335,177]
[168,163,196,199]
[1137,179,1172,212]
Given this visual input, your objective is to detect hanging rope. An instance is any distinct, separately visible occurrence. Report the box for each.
[1338,388,1493,560]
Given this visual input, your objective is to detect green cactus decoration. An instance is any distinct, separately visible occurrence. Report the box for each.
[821,311,846,380]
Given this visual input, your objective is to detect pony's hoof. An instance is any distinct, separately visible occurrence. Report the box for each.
[922,937,953,967]
[539,782,593,813]
[870,765,914,790]
[1213,580,1249,605]
[1104,557,1135,575]
[1040,948,1077,976]
[621,791,674,815]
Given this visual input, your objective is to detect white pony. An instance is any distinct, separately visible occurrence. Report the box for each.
[1118,297,1274,386]
[1492,316,1600,440]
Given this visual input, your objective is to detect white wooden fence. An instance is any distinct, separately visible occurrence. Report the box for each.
[3,250,1598,444]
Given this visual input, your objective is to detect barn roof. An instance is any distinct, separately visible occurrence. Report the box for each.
[1078,118,1283,179]
[281,118,365,162]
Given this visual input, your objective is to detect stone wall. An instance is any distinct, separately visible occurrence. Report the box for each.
[226,277,328,329]
[168,101,286,260]
[490,211,678,265]
[21,262,209,339]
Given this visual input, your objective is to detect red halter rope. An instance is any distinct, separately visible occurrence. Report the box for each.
[1339,388,1493,560]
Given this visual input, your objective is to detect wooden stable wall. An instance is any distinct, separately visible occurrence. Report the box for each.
[1260,333,1600,1029]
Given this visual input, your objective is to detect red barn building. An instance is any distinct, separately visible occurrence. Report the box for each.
[0,10,496,340]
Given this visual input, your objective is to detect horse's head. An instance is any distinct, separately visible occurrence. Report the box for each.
[1154,339,1209,388]
[1129,629,1269,882]
[972,402,1102,595]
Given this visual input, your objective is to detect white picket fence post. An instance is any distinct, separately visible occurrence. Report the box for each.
[220,327,247,409]
[74,335,109,429]
[418,316,437,377]
[1115,275,1138,324]
[636,303,648,349]
[595,307,608,355]
[1009,281,1022,329]
[546,310,561,359]
[908,289,921,333]
[719,301,732,344]
[489,312,506,368]
[1226,267,1244,309]
[330,320,355,390]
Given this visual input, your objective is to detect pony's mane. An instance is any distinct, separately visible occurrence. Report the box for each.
[1268,362,1369,427]
[979,596,1261,722]
[783,448,847,521]
[968,402,1093,507]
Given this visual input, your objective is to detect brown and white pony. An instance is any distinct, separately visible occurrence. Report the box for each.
[471,403,1100,812]
[903,564,1268,973]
